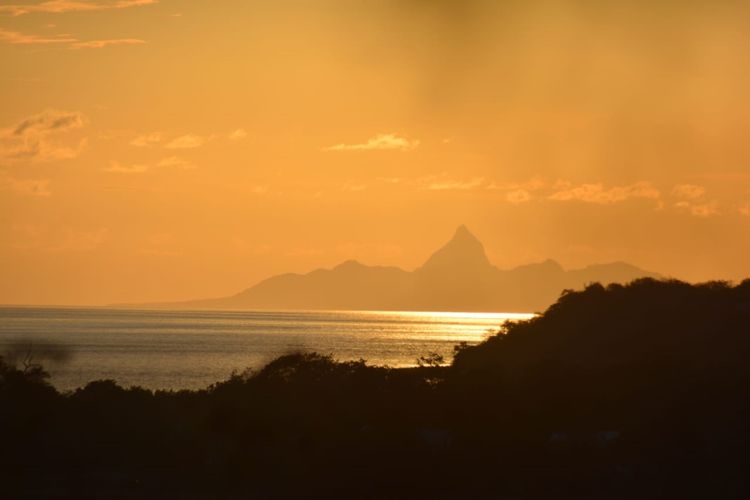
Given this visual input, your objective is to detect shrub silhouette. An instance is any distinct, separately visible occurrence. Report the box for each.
[2,278,750,498]
[416,352,445,367]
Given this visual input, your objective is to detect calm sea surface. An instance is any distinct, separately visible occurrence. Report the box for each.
[0,307,533,391]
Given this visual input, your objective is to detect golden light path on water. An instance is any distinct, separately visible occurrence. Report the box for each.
[0,307,536,390]
[352,310,536,343]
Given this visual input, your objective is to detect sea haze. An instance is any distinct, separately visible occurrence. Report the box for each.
[0,307,532,391]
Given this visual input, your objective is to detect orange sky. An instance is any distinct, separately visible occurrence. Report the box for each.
[1,0,750,305]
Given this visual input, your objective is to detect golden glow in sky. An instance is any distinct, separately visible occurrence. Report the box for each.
[1,0,750,305]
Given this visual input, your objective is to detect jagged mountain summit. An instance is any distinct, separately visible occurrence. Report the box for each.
[136,226,658,312]
[418,224,494,275]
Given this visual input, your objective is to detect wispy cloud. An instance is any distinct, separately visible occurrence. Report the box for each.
[165,134,211,149]
[505,189,532,204]
[103,156,192,173]
[0,28,75,44]
[156,156,192,168]
[0,109,87,162]
[71,38,145,49]
[363,174,742,219]
[0,28,146,49]
[675,201,720,218]
[132,132,219,149]
[377,174,545,196]
[228,128,247,141]
[130,132,163,147]
[0,0,157,17]
[424,177,484,191]
[373,175,676,209]
[487,177,547,192]
[323,133,419,152]
[340,181,367,192]
[103,161,149,174]
[549,182,661,204]
[670,184,721,217]
[672,184,706,200]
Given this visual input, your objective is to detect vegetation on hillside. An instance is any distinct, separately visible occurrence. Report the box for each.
[2,278,749,498]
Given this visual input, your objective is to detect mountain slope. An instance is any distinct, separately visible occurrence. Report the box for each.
[129,226,658,312]
[411,225,500,311]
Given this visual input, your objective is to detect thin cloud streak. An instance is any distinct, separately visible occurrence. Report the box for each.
[672,184,706,200]
[506,189,532,204]
[0,0,157,17]
[71,38,146,49]
[165,134,212,149]
[674,200,720,218]
[102,156,193,173]
[0,28,76,44]
[228,129,247,141]
[689,202,720,218]
[549,182,661,205]
[103,161,149,174]
[156,156,192,169]
[323,133,419,152]
[0,28,146,49]
[370,175,735,217]
[130,132,163,147]
[425,177,485,191]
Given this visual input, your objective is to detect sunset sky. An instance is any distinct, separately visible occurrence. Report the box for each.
[2,0,750,306]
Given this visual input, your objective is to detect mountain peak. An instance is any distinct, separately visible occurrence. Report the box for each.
[449,224,484,248]
[454,224,471,237]
[333,259,364,271]
[140,224,658,312]
[418,225,493,274]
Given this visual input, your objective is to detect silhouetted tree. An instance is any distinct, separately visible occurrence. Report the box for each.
[3,279,750,498]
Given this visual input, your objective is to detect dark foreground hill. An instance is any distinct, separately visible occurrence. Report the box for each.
[135,225,657,312]
[3,278,750,498]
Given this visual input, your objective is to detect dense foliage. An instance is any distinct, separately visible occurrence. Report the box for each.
[2,278,749,498]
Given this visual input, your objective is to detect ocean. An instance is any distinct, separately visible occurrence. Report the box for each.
[0,307,533,391]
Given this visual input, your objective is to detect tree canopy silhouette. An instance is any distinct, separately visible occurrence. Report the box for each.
[2,278,749,498]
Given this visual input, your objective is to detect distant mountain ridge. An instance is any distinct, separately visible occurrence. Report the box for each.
[132,225,659,312]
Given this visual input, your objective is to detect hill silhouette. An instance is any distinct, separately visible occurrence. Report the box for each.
[4,279,750,498]
[134,226,658,312]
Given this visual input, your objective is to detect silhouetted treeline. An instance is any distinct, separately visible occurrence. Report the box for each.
[2,278,750,498]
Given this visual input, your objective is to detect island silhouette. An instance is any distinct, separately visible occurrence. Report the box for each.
[133,225,658,312]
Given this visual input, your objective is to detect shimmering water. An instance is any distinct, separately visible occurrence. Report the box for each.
[0,307,533,391]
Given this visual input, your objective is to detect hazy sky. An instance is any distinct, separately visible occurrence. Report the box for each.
[2,0,750,305]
